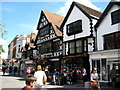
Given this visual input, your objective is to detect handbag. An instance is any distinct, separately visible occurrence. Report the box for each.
[90,81,98,88]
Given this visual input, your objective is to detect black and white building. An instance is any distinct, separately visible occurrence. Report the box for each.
[60,1,102,78]
[35,10,64,71]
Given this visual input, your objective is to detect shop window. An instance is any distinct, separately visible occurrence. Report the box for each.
[101,59,107,81]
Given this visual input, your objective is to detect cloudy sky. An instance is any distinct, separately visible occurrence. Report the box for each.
[0,0,110,59]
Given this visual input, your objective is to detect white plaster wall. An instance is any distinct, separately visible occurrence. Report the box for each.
[88,38,94,52]
[63,6,90,42]
[16,35,26,58]
[97,5,120,50]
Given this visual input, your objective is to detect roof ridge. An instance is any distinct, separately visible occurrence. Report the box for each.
[43,10,64,18]
[74,1,102,13]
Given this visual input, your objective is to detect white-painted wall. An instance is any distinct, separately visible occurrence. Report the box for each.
[97,5,120,50]
[63,6,90,42]
[63,5,98,54]
[16,35,26,59]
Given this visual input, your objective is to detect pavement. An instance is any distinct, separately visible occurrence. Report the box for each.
[0,71,84,89]
[0,71,112,89]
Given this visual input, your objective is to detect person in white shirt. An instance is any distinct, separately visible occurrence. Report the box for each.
[34,65,47,89]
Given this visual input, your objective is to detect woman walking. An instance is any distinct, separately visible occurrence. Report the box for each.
[90,67,99,89]
[34,65,47,89]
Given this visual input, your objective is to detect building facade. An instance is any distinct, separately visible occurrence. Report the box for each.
[16,35,27,60]
[89,1,120,81]
[61,1,102,79]
[8,35,19,62]
[35,10,64,72]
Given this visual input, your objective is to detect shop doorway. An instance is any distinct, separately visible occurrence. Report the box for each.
[92,59,107,81]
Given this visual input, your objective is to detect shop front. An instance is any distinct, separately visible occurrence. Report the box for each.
[61,53,90,82]
[89,49,120,82]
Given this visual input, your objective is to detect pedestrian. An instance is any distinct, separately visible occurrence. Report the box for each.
[13,65,18,75]
[26,67,31,76]
[90,67,99,88]
[34,65,47,89]
[2,59,8,75]
[110,67,117,87]
[9,65,13,75]
[82,67,87,82]
[31,67,35,75]
[44,66,49,81]
[21,75,36,90]
[72,67,77,84]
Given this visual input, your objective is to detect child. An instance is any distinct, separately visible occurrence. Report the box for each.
[22,75,36,90]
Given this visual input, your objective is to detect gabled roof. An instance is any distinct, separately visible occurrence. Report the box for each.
[75,2,102,18]
[95,1,120,28]
[43,10,64,36]
[61,1,102,28]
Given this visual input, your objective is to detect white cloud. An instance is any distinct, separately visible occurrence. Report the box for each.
[0,38,6,45]
[32,25,38,34]
[57,0,100,16]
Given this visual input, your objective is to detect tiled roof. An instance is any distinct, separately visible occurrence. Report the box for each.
[75,2,102,18]
[43,10,64,36]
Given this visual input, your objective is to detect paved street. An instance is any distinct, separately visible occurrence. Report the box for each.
[0,71,84,89]
[0,71,113,89]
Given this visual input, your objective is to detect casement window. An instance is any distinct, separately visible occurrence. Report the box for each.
[40,41,52,53]
[68,39,87,54]
[40,25,49,36]
[111,9,120,25]
[53,41,60,52]
[83,40,87,52]
[104,31,120,50]
[76,40,82,53]
[67,20,82,36]
[69,41,75,54]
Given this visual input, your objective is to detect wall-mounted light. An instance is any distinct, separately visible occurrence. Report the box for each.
[88,43,92,46]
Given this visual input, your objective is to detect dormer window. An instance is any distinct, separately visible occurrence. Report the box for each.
[111,9,120,25]
[66,20,82,36]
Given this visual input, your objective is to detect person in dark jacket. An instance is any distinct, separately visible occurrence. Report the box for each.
[2,59,7,75]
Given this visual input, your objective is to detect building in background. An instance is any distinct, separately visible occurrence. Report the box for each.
[16,35,27,60]
[21,33,36,69]
[8,35,19,63]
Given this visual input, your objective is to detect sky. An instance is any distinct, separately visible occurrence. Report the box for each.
[0,0,111,59]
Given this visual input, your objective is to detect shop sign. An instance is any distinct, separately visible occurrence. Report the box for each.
[25,60,33,64]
